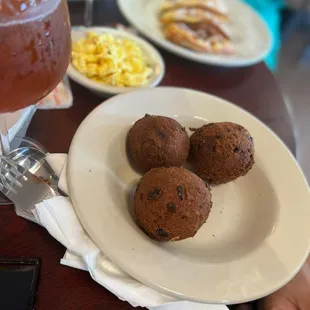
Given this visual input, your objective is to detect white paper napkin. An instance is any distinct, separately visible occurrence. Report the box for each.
[37,77,73,110]
[15,153,228,310]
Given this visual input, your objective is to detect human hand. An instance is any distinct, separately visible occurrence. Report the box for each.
[236,256,310,310]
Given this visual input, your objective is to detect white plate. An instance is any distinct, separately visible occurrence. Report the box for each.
[117,0,272,67]
[67,27,165,97]
[67,87,310,304]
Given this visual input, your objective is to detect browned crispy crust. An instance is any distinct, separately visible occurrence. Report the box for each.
[159,0,228,20]
[134,167,212,241]
[128,114,190,172]
[159,7,227,25]
[163,23,234,54]
[188,122,255,184]
[189,21,231,40]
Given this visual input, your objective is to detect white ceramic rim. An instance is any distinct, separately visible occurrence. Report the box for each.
[67,87,310,304]
[117,0,273,67]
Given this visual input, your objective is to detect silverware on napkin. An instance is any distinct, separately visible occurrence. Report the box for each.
[7,147,59,192]
[0,156,57,218]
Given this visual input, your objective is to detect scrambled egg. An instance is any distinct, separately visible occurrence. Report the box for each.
[72,32,153,87]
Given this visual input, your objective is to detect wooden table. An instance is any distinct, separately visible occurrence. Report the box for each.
[0,1,296,309]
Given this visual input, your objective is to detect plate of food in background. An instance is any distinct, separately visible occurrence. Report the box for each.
[117,0,272,67]
[67,27,165,97]
[67,87,310,304]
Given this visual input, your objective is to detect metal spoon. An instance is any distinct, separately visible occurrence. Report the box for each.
[7,147,59,192]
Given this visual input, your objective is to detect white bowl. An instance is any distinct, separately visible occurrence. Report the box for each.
[67,27,165,97]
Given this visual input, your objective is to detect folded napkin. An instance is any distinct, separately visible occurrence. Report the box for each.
[15,153,228,310]
[0,105,37,155]
[38,77,73,110]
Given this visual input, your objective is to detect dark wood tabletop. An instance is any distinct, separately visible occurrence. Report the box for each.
[0,1,296,310]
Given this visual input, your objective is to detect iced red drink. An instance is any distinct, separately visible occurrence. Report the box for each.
[0,0,71,112]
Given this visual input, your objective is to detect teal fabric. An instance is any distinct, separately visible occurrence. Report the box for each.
[242,0,284,71]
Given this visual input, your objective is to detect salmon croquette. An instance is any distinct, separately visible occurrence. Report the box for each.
[189,122,254,184]
[128,114,189,172]
[134,167,212,241]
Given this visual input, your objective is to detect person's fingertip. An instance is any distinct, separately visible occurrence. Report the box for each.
[235,304,252,310]
[260,306,284,310]
[257,299,284,310]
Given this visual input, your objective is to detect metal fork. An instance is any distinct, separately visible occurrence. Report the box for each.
[0,156,57,217]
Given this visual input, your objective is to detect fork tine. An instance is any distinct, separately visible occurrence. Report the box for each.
[0,181,9,196]
[0,155,27,176]
[0,175,18,194]
[0,156,25,196]
[0,169,18,194]
[0,164,23,188]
